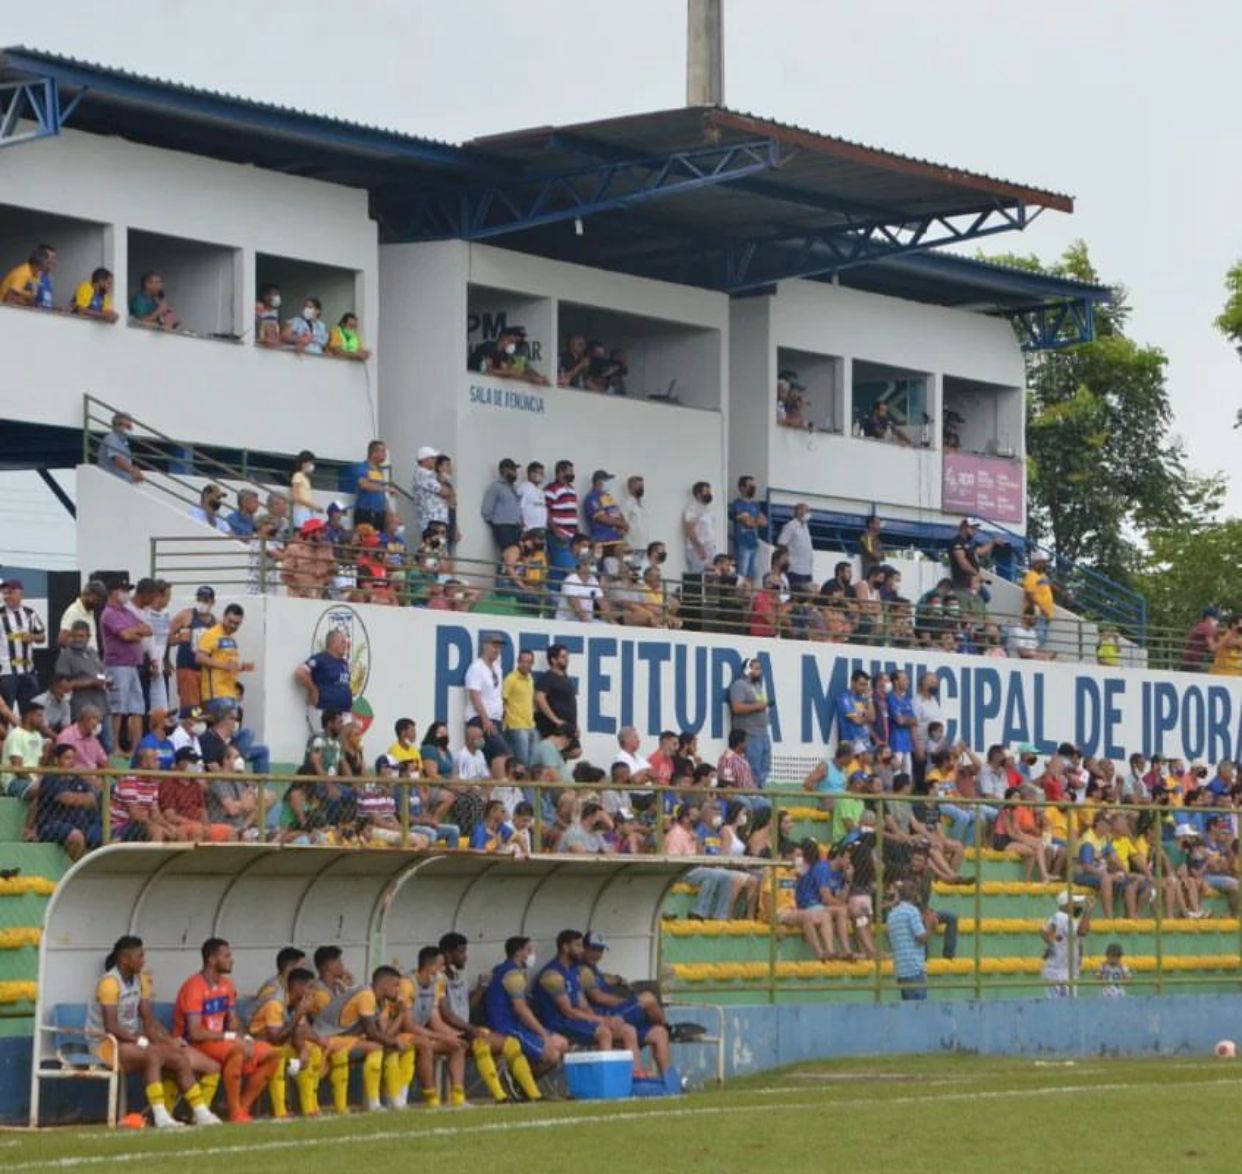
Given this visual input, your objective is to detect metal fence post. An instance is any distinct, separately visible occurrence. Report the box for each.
[873,797,885,1005]
[973,801,983,1001]
[399,779,411,849]
[766,791,781,1006]
[1153,817,1165,996]
[99,771,110,846]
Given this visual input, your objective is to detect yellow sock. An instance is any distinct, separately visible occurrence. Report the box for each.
[161,1078,179,1112]
[200,1072,220,1108]
[382,1052,403,1102]
[450,1086,465,1107]
[472,1038,506,1102]
[185,1083,205,1112]
[329,1052,351,1114]
[362,1050,383,1106]
[270,1053,289,1118]
[504,1036,541,1101]
[399,1048,415,1090]
[421,1085,440,1107]
[145,1082,166,1112]
[298,1045,323,1115]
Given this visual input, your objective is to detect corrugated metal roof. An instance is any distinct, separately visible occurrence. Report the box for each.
[472,105,1074,214]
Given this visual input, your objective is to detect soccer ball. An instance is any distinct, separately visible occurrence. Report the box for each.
[1214,1040,1236,1059]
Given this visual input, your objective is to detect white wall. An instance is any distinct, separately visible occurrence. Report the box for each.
[0,127,378,458]
[381,242,730,571]
[248,594,1242,771]
[740,280,1027,528]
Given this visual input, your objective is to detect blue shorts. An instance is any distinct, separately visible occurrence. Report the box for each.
[551,1018,602,1047]
[508,1026,546,1062]
[39,819,101,849]
[616,996,652,1045]
[107,665,144,715]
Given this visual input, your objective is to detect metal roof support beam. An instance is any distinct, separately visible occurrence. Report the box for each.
[723,200,1030,292]
[1005,298,1096,351]
[0,76,66,148]
[399,138,783,241]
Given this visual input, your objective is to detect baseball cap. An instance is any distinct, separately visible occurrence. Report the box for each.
[480,631,504,645]
[583,932,609,951]
[1174,823,1198,839]
[174,746,200,763]
[85,578,109,597]
[417,445,441,462]
[0,578,22,591]
[499,457,517,471]
[195,585,216,601]
[1016,743,1038,755]
[591,469,615,483]
[178,705,204,721]
[1056,891,1086,910]
[327,501,345,515]
[300,518,326,537]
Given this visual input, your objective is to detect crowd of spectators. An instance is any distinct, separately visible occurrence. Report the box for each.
[1,242,372,358]
[86,927,677,1125]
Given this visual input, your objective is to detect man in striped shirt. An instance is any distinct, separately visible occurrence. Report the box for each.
[0,579,46,715]
[886,881,929,1000]
[543,460,579,587]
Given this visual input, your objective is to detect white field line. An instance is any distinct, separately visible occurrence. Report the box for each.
[9,1074,1242,1170]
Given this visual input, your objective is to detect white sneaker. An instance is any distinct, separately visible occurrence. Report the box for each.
[193,1106,223,1126]
[287,1059,302,1077]
[365,1101,385,1113]
[152,1107,186,1130]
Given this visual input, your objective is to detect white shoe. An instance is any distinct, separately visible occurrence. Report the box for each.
[193,1107,223,1126]
[366,1101,385,1113]
[286,1059,302,1077]
[153,1107,186,1130]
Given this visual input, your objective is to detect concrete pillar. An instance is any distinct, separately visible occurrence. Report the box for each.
[686,0,724,106]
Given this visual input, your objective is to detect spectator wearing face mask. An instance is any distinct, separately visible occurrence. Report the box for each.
[255,283,282,346]
[282,295,328,354]
[190,484,231,535]
[327,311,371,361]
[619,475,647,550]
[168,586,216,710]
[97,411,144,483]
[101,579,152,754]
[728,476,766,586]
[683,481,717,631]
[480,458,523,554]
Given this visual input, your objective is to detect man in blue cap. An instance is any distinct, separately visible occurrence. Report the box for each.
[577,932,671,1076]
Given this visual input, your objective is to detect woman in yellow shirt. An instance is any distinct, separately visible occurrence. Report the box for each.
[1210,618,1242,675]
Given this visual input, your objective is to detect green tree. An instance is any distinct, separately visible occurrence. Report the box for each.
[982,241,1190,584]
[1215,259,1242,345]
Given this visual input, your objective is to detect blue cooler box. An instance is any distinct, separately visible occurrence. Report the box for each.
[563,1050,633,1100]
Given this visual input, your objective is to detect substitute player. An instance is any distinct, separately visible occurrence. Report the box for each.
[438,931,541,1103]
[307,947,384,1113]
[390,946,467,1107]
[247,966,322,1117]
[88,935,221,1128]
[532,930,639,1065]
[313,967,404,1112]
[483,935,565,1088]
[253,946,308,1006]
[578,932,672,1076]
[174,938,279,1123]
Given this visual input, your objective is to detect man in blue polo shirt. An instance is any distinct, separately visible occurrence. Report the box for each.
[728,475,766,585]
[887,881,929,1000]
[886,669,917,771]
[532,930,637,1063]
[294,629,353,718]
[352,440,392,532]
[836,669,875,750]
[582,471,627,559]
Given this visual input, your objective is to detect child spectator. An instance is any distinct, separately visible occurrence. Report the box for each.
[1096,942,1131,997]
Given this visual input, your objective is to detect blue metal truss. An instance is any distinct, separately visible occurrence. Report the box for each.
[1005,299,1096,350]
[0,76,82,149]
[399,138,783,240]
[719,201,1031,292]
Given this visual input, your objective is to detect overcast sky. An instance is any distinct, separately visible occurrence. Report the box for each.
[8,0,1241,512]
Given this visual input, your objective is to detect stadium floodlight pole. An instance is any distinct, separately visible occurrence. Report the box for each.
[686,0,724,106]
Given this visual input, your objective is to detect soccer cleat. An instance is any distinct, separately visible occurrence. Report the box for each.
[152,1106,186,1130]
[193,1106,223,1126]
[228,1109,253,1124]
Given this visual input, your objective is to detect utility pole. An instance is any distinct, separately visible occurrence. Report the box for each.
[686,0,724,106]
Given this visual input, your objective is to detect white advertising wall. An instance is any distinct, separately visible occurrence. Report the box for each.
[252,595,1242,771]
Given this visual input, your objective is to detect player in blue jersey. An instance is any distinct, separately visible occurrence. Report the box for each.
[482,936,566,1086]
[578,932,672,1075]
[531,930,638,1062]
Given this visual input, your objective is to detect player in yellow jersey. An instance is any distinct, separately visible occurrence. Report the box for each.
[388,946,468,1107]
[253,947,307,1007]
[87,935,222,1128]
[437,932,539,1103]
[247,967,323,1117]
[307,945,382,1113]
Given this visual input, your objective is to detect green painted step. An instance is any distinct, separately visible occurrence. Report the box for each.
[0,842,69,879]
[0,945,38,982]
[0,797,24,842]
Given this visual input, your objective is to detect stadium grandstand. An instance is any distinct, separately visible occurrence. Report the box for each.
[0,16,1238,1136]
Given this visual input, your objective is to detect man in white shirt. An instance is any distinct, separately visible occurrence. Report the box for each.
[135,578,173,714]
[555,557,612,624]
[620,475,647,551]
[682,481,717,631]
[464,632,508,761]
[776,503,814,591]
[611,726,655,810]
[518,461,547,533]
[188,484,231,535]
[1041,892,1092,997]
[977,745,1009,801]
[452,724,489,781]
[168,706,205,758]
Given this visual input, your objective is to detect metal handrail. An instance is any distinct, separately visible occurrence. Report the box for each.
[28,770,1242,1001]
[145,535,1232,672]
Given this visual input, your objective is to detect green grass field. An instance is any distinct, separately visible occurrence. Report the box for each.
[6,1054,1242,1173]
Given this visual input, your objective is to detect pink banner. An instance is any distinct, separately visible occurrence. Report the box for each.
[942,452,1024,523]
